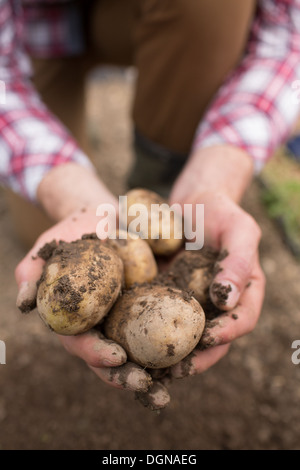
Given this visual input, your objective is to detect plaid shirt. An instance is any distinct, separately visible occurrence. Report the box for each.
[0,0,300,202]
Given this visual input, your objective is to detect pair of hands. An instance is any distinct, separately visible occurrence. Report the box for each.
[14,146,266,410]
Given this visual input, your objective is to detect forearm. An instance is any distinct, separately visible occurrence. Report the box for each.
[170,145,254,205]
[37,163,119,222]
[183,0,300,191]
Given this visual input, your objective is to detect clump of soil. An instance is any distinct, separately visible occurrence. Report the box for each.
[210,282,232,307]
[18,296,37,314]
[37,240,58,261]
[52,274,84,314]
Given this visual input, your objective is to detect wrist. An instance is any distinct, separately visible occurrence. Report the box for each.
[170,145,254,205]
[37,163,119,222]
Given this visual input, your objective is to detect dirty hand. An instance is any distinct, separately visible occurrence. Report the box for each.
[168,145,266,378]
[14,163,170,410]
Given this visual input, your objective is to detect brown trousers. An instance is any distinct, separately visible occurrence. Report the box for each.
[6,0,256,248]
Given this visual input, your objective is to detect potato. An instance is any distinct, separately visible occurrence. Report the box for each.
[164,247,231,322]
[124,188,183,256]
[36,237,124,335]
[166,249,216,305]
[106,230,158,288]
[103,284,205,369]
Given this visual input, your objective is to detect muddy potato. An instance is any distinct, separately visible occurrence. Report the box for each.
[103,284,205,369]
[106,230,158,288]
[167,249,217,305]
[36,238,124,335]
[124,188,184,256]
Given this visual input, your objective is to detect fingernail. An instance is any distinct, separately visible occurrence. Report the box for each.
[136,382,170,411]
[125,367,153,392]
[109,363,152,392]
[92,338,127,366]
[210,280,240,310]
[198,331,221,350]
[102,358,125,367]
[16,281,37,313]
[108,347,127,366]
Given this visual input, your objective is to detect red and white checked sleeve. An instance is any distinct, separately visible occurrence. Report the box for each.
[193,0,300,173]
[0,0,94,202]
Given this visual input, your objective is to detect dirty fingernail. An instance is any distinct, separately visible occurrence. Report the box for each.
[210,280,240,310]
[125,367,153,392]
[198,330,221,350]
[93,340,127,366]
[16,281,37,313]
[136,381,170,411]
[102,356,126,368]
[109,363,152,392]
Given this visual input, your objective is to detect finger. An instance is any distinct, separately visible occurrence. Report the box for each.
[15,238,53,287]
[16,278,40,313]
[15,238,53,313]
[14,212,98,310]
[59,329,127,368]
[135,381,171,411]
[89,362,153,393]
[171,344,230,379]
[210,210,262,310]
[15,258,45,313]
[201,258,266,348]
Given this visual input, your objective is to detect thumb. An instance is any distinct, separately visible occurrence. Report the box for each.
[15,240,49,313]
[209,214,261,311]
[210,253,252,310]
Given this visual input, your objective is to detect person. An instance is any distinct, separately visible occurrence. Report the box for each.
[1,0,299,409]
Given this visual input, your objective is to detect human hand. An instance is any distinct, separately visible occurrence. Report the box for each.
[166,146,266,379]
[169,190,265,378]
[14,164,170,410]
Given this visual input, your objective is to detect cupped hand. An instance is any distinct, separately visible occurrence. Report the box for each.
[168,189,266,379]
[14,206,170,410]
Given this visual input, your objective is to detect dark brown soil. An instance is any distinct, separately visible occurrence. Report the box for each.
[37,240,58,261]
[1,71,300,450]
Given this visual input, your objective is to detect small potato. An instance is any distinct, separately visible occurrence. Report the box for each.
[103,284,205,369]
[167,249,216,305]
[124,188,183,256]
[106,230,158,288]
[37,238,124,335]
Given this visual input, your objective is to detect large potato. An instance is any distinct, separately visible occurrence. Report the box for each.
[106,230,158,288]
[123,188,183,256]
[37,238,124,335]
[103,284,205,369]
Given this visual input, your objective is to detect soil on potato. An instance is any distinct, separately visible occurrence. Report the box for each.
[1,70,300,450]
[37,237,120,315]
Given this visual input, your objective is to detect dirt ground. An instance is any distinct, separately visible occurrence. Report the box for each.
[1,70,300,450]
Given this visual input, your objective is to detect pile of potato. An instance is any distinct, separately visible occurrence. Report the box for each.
[32,189,221,372]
